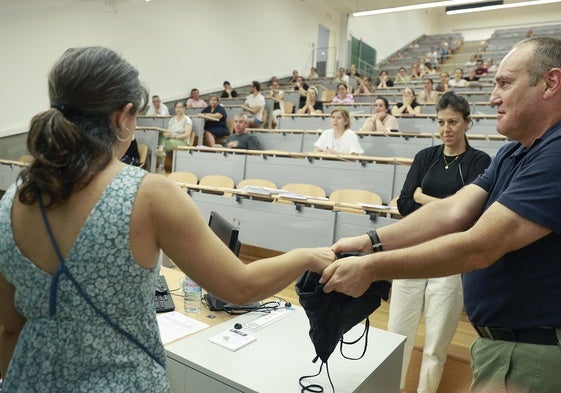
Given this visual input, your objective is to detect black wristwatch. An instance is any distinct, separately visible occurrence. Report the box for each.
[367,230,383,253]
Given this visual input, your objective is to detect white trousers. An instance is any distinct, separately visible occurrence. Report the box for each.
[388,276,463,393]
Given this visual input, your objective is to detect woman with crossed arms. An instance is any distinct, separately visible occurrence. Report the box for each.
[359,97,399,132]
[392,92,491,393]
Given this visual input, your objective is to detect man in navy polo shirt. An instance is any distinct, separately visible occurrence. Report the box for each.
[323,37,561,393]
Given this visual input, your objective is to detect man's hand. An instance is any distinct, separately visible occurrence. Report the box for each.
[319,254,374,297]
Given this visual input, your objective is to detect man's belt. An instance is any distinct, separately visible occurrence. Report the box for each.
[473,325,560,345]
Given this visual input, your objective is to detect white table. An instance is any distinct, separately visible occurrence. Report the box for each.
[165,306,405,393]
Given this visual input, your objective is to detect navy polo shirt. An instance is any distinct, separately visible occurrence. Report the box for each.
[465,120,561,329]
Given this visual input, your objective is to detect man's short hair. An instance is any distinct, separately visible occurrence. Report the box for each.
[252,81,261,91]
[234,113,248,122]
[516,37,561,86]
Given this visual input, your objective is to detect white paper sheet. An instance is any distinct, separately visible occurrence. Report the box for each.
[157,311,210,344]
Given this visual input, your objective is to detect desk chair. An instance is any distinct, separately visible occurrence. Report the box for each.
[212,118,235,147]
[283,101,294,115]
[137,143,148,169]
[329,188,383,214]
[275,183,327,206]
[320,89,336,103]
[168,171,198,186]
[199,174,235,197]
[18,155,33,164]
[237,178,278,190]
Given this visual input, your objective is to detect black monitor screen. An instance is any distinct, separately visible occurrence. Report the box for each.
[208,211,241,256]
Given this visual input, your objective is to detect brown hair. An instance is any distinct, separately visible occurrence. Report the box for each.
[18,46,148,208]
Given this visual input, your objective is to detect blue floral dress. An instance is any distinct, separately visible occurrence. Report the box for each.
[0,165,170,392]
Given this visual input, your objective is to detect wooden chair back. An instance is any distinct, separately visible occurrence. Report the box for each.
[320,89,336,103]
[237,178,278,190]
[167,171,198,185]
[199,174,235,197]
[329,188,382,214]
[137,143,148,168]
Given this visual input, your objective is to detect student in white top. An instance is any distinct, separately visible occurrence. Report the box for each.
[313,108,364,155]
[242,81,266,128]
[448,68,469,87]
[145,95,170,116]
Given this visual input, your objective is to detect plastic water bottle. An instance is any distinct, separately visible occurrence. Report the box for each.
[182,275,202,313]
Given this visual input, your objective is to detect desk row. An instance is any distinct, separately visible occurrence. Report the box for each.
[186,189,399,252]
[171,147,410,205]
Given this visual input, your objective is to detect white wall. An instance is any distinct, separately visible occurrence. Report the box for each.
[347,2,561,63]
[0,0,343,136]
[2,1,559,137]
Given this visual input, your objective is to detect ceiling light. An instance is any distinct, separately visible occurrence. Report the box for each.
[446,0,561,14]
[352,0,490,16]
[446,0,502,13]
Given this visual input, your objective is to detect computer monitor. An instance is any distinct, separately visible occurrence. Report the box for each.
[206,211,255,311]
[208,211,241,256]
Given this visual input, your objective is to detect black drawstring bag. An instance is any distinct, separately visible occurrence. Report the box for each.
[295,252,391,392]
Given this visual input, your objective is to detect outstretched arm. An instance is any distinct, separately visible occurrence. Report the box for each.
[324,185,550,297]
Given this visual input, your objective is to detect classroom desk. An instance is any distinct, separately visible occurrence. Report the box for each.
[172,147,411,204]
[161,267,406,393]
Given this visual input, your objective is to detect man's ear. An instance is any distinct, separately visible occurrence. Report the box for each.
[543,68,561,99]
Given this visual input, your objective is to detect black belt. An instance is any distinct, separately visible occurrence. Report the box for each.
[473,325,560,345]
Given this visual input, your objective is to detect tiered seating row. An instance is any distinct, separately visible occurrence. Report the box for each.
[277,113,500,135]
[187,190,398,252]
[246,128,509,159]
[172,146,411,205]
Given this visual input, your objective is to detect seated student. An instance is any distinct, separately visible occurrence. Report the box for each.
[464,68,480,83]
[355,76,376,95]
[224,114,261,150]
[307,66,319,80]
[376,70,394,88]
[268,80,285,128]
[449,68,468,87]
[145,95,170,116]
[202,95,229,147]
[435,72,451,93]
[474,58,489,76]
[331,83,354,105]
[359,97,399,132]
[156,101,192,172]
[313,108,363,155]
[293,76,309,108]
[423,61,437,75]
[297,86,323,115]
[347,64,360,78]
[332,67,350,85]
[220,81,238,98]
[394,67,411,84]
[242,81,266,128]
[391,88,422,116]
[288,69,299,83]
[186,88,208,108]
[417,78,439,104]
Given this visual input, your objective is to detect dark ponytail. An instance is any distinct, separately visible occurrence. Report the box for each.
[18,46,149,208]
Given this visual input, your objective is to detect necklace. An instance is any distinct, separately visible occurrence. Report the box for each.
[443,154,460,169]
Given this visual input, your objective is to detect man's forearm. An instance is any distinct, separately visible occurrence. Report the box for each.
[377,188,481,251]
